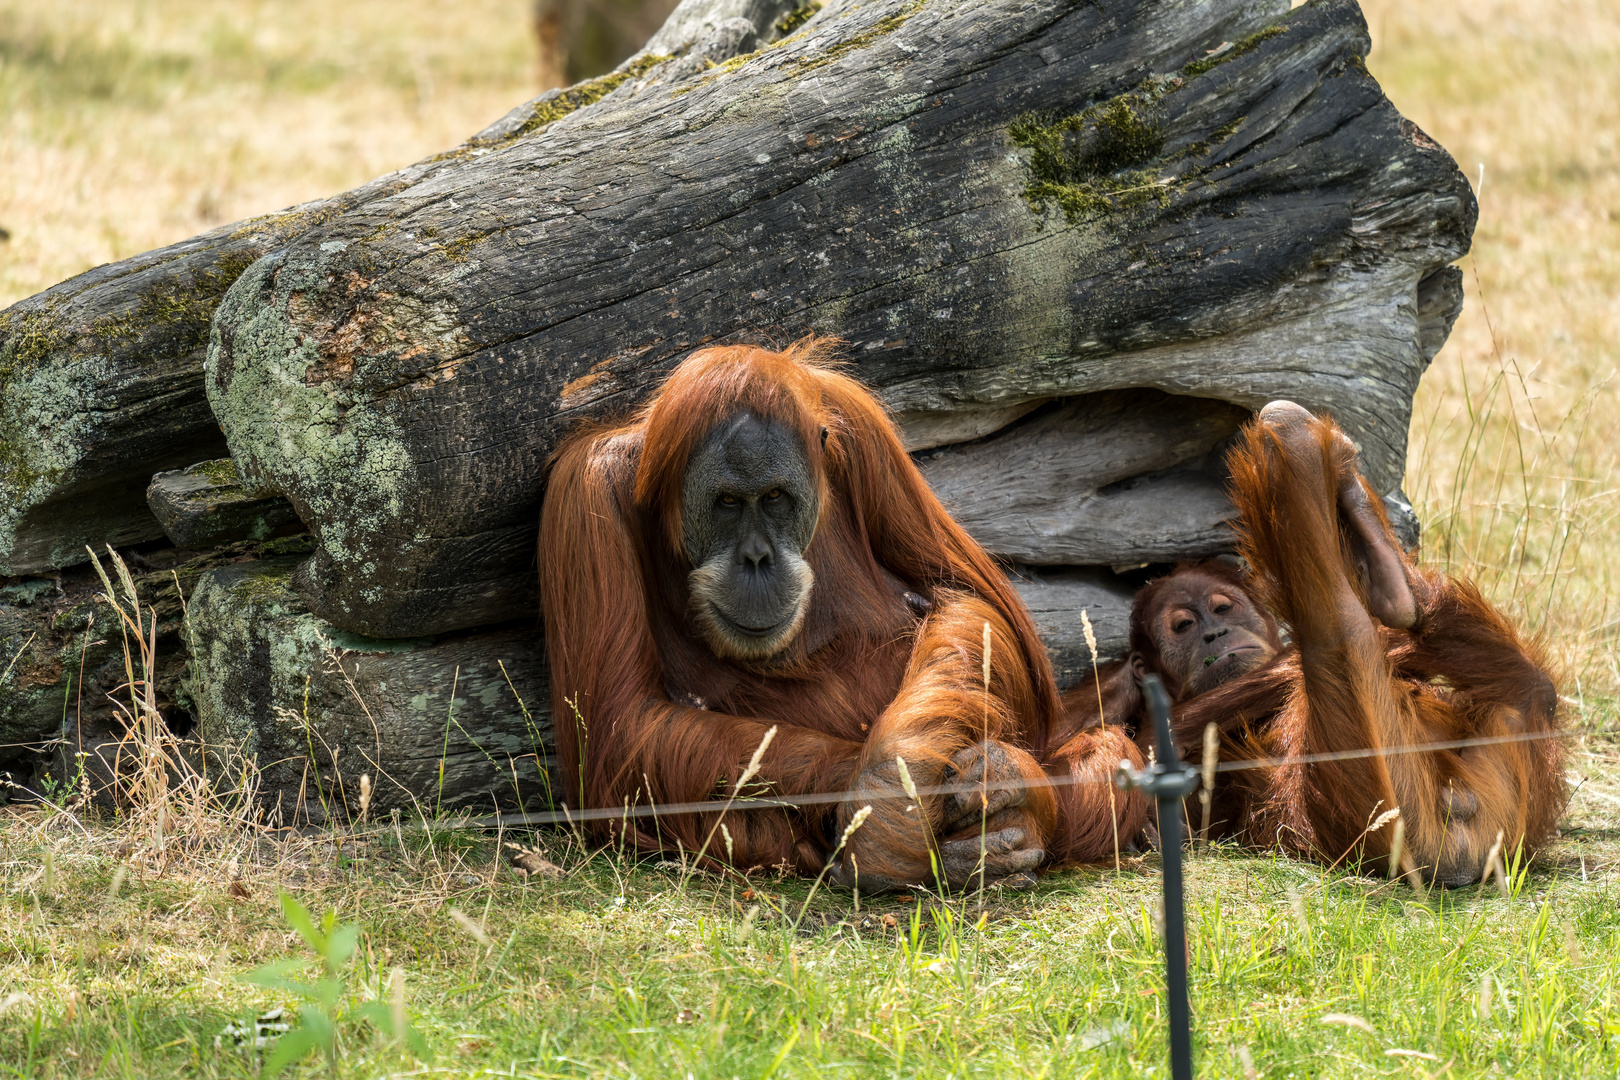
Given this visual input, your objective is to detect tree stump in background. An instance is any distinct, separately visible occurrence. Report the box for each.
[533,0,684,90]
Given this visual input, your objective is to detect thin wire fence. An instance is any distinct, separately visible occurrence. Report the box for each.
[445,726,1575,830]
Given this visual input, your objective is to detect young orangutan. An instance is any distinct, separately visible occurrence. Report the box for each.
[1058,401,1565,885]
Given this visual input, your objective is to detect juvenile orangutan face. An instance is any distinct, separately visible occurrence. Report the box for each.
[1143,570,1277,699]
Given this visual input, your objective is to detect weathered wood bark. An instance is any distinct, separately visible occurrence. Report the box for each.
[186,559,555,822]
[0,0,805,577]
[204,0,1474,638]
[0,191,409,576]
[917,389,1252,567]
[1011,567,1136,687]
[147,460,301,549]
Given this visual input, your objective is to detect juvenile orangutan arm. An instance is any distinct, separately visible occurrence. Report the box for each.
[1227,402,1563,884]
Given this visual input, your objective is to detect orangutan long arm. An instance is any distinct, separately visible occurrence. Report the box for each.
[831,591,1060,885]
[1228,403,1563,882]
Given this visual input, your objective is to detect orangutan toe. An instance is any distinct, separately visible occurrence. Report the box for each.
[1258,399,1314,430]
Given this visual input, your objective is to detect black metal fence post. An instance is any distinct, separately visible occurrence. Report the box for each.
[1118,673,1199,1080]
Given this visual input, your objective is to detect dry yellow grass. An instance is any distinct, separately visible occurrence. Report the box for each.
[2,0,1616,689]
[0,0,538,305]
[1363,0,1620,695]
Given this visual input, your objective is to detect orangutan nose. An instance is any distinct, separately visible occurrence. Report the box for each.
[738,532,773,571]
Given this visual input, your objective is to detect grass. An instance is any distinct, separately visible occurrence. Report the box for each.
[0,0,537,307]
[2,788,1617,1078]
[1373,0,1620,694]
[3,0,1620,1076]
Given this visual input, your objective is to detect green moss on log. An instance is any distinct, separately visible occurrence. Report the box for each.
[1,251,258,379]
[1008,95,1171,225]
[102,252,260,345]
[0,250,261,498]
[227,202,348,243]
[1008,73,1255,228]
[1181,25,1287,80]
[191,458,241,487]
[1004,7,1291,228]
[223,558,301,609]
[185,558,553,822]
[774,1,822,37]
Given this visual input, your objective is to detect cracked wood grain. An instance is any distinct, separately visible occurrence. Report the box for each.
[206,0,1471,637]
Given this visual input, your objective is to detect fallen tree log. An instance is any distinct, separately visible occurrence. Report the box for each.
[203,0,1472,638]
[2,0,1475,808]
[1,539,1128,799]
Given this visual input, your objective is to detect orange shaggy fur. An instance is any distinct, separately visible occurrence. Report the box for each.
[1064,409,1565,884]
[540,339,1144,881]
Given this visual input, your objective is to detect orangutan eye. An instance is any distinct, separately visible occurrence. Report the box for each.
[765,488,782,500]
[718,494,739,506]
[1212,601,1232,615]
[1172,617,1194,634]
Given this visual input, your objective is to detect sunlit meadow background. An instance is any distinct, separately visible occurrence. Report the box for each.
[1,1,1618,1077]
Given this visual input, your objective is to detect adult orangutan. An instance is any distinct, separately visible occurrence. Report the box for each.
[1061,401,1565,885]
[539,339,1145,890]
